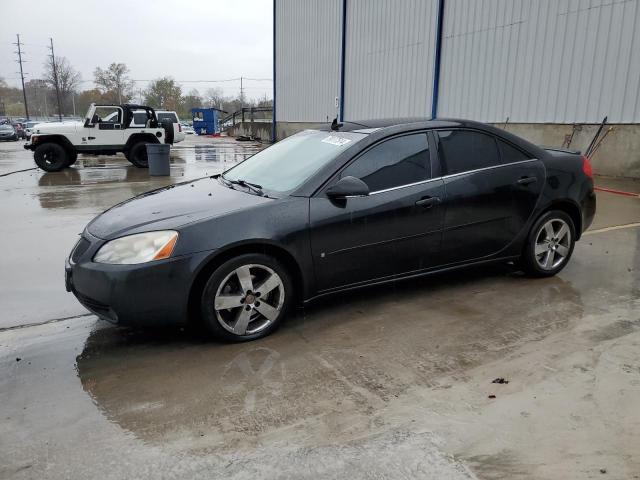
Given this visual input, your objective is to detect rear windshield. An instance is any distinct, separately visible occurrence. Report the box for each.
[157,112,178,123]
[223,130,366,194]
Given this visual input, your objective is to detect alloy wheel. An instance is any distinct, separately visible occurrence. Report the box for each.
[214,264,285,335]
[534,218,571,270]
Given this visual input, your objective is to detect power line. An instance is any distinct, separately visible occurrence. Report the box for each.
[13,34,29,119]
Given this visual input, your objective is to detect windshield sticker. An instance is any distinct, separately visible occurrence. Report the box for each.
[322,135,352,146]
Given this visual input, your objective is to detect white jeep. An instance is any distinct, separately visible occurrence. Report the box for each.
[25,103,174,172]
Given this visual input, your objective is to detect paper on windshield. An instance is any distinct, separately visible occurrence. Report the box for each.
[321,135,352,147]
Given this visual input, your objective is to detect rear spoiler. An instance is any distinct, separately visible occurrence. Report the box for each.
[540,145,581,155]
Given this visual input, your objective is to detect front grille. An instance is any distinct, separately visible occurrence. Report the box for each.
[71,237,91,262]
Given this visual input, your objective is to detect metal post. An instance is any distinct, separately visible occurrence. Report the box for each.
[15,34,29,119]
[272,0,277,142]
[49,38,63,121]
[339,0,347,122]
[431,0,445,119]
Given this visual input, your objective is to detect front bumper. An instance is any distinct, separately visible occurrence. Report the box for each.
[66,231,212,326]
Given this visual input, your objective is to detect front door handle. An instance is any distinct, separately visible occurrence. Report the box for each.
[415,196,441,208]
[517,176,538,186]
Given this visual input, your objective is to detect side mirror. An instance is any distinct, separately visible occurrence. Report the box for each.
[326,176,370,199]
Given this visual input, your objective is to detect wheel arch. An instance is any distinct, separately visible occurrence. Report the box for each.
[540,199,583,240]
[124,133,160,151]
[186,241,305,325]
[34,135,75,153]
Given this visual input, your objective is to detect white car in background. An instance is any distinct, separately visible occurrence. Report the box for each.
[182,124,195,135]
[131,110,185,143]
[24,121,42,139]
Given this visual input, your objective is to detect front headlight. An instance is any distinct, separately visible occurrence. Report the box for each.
[93,231,178,265]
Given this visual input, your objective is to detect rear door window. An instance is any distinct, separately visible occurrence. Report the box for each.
[340,133,430,192]
[436,130,501,175]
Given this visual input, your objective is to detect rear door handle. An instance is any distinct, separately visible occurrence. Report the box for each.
[517,176,538,186]
[415,196,441,208]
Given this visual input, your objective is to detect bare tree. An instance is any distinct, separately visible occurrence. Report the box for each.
[94,63,134,104]
[204,87,225,109]
[43,56,81,114]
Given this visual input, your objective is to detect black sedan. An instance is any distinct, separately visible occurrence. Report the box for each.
[66,118,596,341]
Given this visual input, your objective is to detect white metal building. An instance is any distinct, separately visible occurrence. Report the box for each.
[273,0,640,176]
[275,0,640,124]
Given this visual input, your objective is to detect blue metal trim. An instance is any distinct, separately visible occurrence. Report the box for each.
[431,0,445,119]
[339,0,347,122]
[272,0,277,142]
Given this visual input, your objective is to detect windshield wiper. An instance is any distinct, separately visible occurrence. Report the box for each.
[220,174,264,196]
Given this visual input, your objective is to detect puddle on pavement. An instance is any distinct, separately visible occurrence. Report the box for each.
[76,264,585,451]
[29,140,266,211]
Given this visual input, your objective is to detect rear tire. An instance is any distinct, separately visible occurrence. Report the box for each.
[67,150,78,165]
[127,141,150,168]
[200,253,293,342]
[521,210,576,277]
[34,143,69,172]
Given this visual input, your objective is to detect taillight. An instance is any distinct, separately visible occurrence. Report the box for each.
[178,124,182,132]
[582,155,593,178]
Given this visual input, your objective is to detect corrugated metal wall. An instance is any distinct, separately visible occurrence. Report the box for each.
[275,0,342,122]
[343,0,439,120]
[275,0,640,124]
[438,0,640,123]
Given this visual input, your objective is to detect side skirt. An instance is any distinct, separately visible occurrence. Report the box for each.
[302,255,520,305]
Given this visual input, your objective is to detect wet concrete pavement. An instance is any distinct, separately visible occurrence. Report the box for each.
[1,137,639,479]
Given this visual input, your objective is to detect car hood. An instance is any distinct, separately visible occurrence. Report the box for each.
[34,121,82,135]
[87,176,274,239]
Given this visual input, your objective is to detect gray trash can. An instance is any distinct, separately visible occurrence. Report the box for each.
[146,144,171,176]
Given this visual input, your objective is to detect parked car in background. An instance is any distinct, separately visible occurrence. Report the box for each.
[0,124,19,141]
[131,110,184,143]
[24,121,41,139]
[65,118,596,342]
[12,122,26,139]
[182,124,195,135]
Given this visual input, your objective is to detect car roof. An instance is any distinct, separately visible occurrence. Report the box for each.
[328,117,502,132]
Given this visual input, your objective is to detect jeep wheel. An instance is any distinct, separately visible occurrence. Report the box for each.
[67,150,78,166]
[128,142,150,168]
[34,143,69,172]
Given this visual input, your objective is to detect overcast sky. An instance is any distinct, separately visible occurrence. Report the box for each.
[0,0,273,100]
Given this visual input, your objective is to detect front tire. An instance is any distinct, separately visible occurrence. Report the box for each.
[127,141,150,168]
[200,253,293,342]
[34,142,69,172]
[67,150,78,165]
[521,210,575,277]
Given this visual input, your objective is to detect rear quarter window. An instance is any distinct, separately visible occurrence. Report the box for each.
[497,139,532,163]
[437,130,501,175]
[132,113,147,125]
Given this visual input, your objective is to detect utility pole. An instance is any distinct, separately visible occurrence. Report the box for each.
[48,38,62,121]
[14,34,29,119]
[240,76,244,107]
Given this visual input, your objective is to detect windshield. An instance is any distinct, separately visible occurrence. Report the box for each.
[222,130,366,194]
[0,125,14,131]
